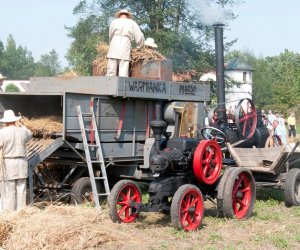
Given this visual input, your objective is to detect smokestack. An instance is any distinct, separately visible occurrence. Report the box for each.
[213,23,226,130]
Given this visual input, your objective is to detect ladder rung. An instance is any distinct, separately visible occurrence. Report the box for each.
[81,113,93,116]
[91,160,104,163]
[85,128,96,131]
[98,193,110,196]
[88,144,99,147]
[94,177,107,180]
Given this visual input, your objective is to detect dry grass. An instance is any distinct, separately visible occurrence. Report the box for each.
[92,42,165,76]
[0,193,299,250]
[21,116,62,138]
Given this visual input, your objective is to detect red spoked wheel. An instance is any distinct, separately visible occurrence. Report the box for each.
[171,184,204,231]
[223,168,256,219]
[193,140,223,185]
[235,98,257,139]
[108,180,142,223]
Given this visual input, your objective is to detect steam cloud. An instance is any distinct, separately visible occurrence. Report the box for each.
[188,0,232,26]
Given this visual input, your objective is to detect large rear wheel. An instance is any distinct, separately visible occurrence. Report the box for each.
[108,180,142,223]
[284,168,300,207]
[170,184,204,231]
[222,168,256,219]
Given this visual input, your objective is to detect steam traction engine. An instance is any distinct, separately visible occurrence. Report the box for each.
[108,100,256,231]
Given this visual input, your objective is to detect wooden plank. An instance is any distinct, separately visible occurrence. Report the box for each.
[226,143,286,173]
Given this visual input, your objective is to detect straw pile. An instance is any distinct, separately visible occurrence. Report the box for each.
[92,42,165,76]
[0,205,118,249]
[21,116,62,138]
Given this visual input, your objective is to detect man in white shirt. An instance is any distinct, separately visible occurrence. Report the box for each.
[106,9,145,77]
[0,110,32,211]
[273,119,287,146]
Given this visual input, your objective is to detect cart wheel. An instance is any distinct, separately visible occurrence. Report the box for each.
[284,168,300,207]
[223,168,256,219]
[71,177,100,205]
[171,184,204,231]
[235,98,257,139]
[108,180,142,223]
[193,140,223,185]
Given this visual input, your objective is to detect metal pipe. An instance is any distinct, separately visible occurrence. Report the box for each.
[213,23,227,130]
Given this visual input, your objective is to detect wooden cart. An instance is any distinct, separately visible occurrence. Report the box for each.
[226,141,300,207]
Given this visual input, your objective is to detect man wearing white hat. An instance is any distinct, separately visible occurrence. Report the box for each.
[145,37,158,49]
[0,110,32,212]
[0,73,7,92]
[106,9,145,77]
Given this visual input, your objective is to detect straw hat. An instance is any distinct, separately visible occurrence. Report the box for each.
[145,38,158,48]
[115,9,133,19]
[0,73,7,80]
[0,110,21,123]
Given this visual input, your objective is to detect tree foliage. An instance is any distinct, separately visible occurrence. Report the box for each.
[34,49,62,77]
[226,49,300,116]
[67,0,238,75]
[0,35,36,79]
[5,83,20,92]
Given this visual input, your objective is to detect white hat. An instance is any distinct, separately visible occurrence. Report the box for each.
[0,110,21,123]
[145,38,158,48]
[0,73,7,80]
[115,9,133,19]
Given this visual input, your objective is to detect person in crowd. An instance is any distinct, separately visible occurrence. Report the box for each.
[106,9,145,77]
[287,112,297,138]
[0,73,7,92]
[0,110,32,212]
[261,109,268,126]
[273,119,287,146]
[267,110,276,130]
[275,112,286,133]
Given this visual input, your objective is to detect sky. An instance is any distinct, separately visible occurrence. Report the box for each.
[0,1,300,67]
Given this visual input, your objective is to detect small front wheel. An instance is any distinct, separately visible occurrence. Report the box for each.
[171,184,204,231]
[108,180,142,223]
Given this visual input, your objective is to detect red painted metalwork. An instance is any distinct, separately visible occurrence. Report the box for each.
[235,98,257,139]
[115,101,126,140]
[232,172,252,219]
[115,183,141,223]
[89,100,95,144]
[193,140,222,185]
[179,188,204,231]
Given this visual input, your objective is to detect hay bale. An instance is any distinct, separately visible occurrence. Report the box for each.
[22,116,62,138]
[92,42,166,76]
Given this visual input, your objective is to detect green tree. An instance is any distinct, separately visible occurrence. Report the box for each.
[34,49,62,76]
[5,83,20,92]
[67,0,239,75]
[0,35,35,79]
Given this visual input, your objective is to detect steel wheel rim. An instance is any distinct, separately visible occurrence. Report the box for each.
[232,172,252,219]
[235,99,257,138]
[193,140,222,184]
[179,189,204,231]
[295,177,300,202]
[116,184,141,223]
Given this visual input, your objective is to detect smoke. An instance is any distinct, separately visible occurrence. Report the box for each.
[188,0,233,26]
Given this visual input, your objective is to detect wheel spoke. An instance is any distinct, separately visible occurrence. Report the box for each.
[241,186,251,193]
[237,198,247,208]
[233,175,244,193]
[118,204,128,217]
[126,188,132,200]
[189,197,199,207]
[181,211,188,224]
[203,164,209,176]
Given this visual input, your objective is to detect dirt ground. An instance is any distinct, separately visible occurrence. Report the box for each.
[0,189,299,250]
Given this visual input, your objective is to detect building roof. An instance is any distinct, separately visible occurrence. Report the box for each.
[225,58,254,71]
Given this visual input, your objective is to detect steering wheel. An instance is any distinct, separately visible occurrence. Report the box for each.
[200,126,227,144]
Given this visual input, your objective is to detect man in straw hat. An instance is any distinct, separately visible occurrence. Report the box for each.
[0,73,7,92]
[106,9,145,77]
[0,110,32,212]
